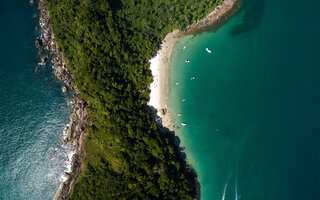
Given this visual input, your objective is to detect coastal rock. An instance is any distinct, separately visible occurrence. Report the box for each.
[61,139,67,145]
[41,56,47,63]
[64,172,70,179]
[35,38,42,48]
[161,108,167,115]
[62,86,68,93]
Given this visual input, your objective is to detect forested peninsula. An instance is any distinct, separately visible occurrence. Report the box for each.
[44,0,225,199]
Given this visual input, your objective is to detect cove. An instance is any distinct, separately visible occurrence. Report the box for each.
[168,0,320,199]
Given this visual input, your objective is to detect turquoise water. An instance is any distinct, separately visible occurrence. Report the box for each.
[169,0,320,199]
[0,1,72,199]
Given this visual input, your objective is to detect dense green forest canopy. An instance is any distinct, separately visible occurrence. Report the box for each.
[46,0,221,199]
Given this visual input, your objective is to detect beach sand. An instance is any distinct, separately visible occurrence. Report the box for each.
[148,0,237,131]
[148,30,182,130]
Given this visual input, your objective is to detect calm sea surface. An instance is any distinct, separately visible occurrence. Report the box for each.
[0,1,72,199]
[169,0,320,199]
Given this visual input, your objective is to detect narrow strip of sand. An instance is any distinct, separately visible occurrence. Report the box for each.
[148,0,236,130]
[148,30,181,130]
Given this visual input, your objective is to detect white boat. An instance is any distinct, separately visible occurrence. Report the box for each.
[185,60,190,63]
[206,48,212,54]
[181,122,187,127]
[177,113,182,117]
[191,77,195,80]
[182,98,186,102]
[176,82,179,85]
[183,46,186,50]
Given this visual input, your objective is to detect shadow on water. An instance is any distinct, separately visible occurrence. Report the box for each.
[230,0,265,35]
[148,105,199,198]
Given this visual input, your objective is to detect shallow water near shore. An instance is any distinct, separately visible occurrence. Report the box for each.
[0,1,72,199]
[169,0,320,199]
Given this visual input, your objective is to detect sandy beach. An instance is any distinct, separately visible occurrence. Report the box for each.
[148,0,237,131]
[148,30,182,130]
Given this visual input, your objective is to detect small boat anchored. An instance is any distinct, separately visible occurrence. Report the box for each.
[191,77,195,80]
[181,122,187,127]
[206,48,212,54]
[183,46,187,50]
[176,82,180,85]
[182,98,186,102]
[185,60,191,63]
[177,113,182,117]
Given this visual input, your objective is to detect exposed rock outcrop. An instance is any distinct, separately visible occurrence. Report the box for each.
[62,86,67,93]
[35,38,42,48]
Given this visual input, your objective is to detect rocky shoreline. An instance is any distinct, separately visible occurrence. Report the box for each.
[36,1,88,199]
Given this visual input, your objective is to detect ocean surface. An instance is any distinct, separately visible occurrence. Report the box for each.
[0,1,72,199]
[168,0,320,199]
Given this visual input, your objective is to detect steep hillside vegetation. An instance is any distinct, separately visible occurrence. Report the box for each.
[46,0,221,199]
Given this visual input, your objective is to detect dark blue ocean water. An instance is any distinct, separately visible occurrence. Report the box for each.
[0,1,72,199]
[169,0,320,199]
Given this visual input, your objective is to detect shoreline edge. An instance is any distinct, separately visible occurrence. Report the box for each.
[37,1,88,199]
[148,0,238,131]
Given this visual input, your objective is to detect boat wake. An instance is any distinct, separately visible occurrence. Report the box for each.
[222,170,232,200]
[222,151,241,200]
[235,151,240,200]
